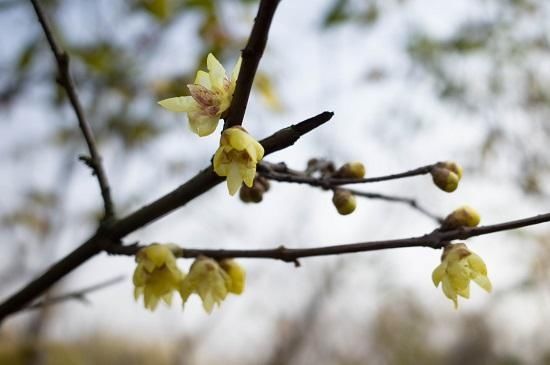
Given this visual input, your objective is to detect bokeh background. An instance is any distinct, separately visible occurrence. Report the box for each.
[2,0,550,364]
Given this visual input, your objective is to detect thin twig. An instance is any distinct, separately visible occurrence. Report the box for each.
[344,188,444,223]
[259,161,435,187]
[29,0,114,219]
[223,0,281,129]
[257,161,443,222]
[25,276,125,311]
[0,112,333,323]
[108,211,550,261]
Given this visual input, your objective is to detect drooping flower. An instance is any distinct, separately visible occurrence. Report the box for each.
[432,243,492,308]
[213,127,264,195]
[179,257,246,314]
[133,244,185,311]
[158,53,242,137]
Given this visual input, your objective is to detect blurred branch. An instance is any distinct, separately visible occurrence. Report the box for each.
[223,0,280,129]
[25,275,124,311]
[109,211,550,262]
[29,0,115,220]
[258,161,443,223]
[0,111,333,323]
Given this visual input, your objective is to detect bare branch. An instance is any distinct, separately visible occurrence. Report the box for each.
[344,188,444,223]
[25,276,125,311]
[108,211,550,262]
[29,0,115,219]
[223,0,281,129]
[0,112,333,323]
[258,160,443,222]
[259,161,435,187]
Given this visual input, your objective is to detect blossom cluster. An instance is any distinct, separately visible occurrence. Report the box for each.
[159,53,264,196]
[133,244,245,313]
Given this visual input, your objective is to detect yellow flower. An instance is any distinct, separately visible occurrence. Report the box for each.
[158,53,242,137]
[180,257,246,313]
[219,259,246,295]
[432,243,492,308]
[213,127,265,195]
[133,244,185,311]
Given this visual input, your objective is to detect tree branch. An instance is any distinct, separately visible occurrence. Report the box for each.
[343,188,443,223]
[109,211,550,262]
[29,0,115,219]
[0,111,333,323]
[257,160,443,222]
[24,276,125,311]
[223,0,281,129]
[259,161,435,187]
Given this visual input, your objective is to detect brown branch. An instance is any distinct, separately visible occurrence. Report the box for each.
[109,211,550,261]
[0,111,333,323]
[223,0,281,129]
[24,275,124,311]
[29,0,114,219]
[259,161,435,187]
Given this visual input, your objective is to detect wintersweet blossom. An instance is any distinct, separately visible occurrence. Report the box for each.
[158,53,242,136]
[432,243,492,308]
[133,244,185,311]
[180,257,246,313]
[213,127,264,195]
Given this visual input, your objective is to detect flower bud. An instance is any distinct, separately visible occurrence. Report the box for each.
[332,189,357,215]
[441,206,480,230]
[431,164,461,192]
[239,176,271,203]
[336,162,366,179]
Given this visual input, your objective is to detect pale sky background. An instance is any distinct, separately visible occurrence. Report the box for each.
[1,0,550,363]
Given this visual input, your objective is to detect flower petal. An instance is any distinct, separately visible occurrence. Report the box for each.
[227,163,243,195]
[473,274,492,292]
[207,53,226,90]
[467,253,488,276]
[432,263,446,287]
[194,70,211,88]
[158,96,198,112]
[231,56,242,90]
[188,113,219,137]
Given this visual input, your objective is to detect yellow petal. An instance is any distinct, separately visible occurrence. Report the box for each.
[158,96,198,112]
[240,166,256,188]
[213,147,228,176]
[467,252,488,276]
[188,113,219,137]
[473,274,492,292]
[194,70,211,88]
[227,163,243,195]
[432,263,446,287]
[231,56,242,90]
[457,284,470,299]
[442,276,457,303]
[207,53,226,90]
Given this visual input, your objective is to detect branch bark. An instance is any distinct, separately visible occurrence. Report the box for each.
[29,0,115,219]
[0,111,333,323]
[223,0,281,129]
[109,211,550,262]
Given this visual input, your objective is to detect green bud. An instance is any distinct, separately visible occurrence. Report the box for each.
[441,205,481,230]
[336,162,366,179]
[332,189,357,215]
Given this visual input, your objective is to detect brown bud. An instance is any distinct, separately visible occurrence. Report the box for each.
[239,176,270,204]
